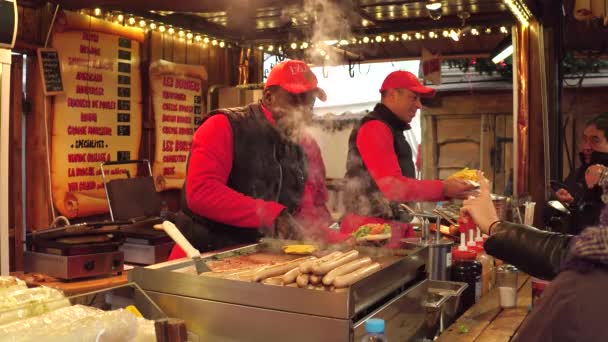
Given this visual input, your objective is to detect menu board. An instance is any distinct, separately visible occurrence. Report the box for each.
[50,31,142,218]
[37,48,64,95]
[149,60,207,191]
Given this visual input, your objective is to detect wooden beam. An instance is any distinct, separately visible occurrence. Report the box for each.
[51,0,290,13]
[355,13,515,34]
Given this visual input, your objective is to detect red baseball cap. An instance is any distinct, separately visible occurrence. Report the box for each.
[265,60,327,101]
[379,70,436,97]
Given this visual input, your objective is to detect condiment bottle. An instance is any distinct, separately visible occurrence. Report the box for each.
[496,264,519,308]
[451,215,482,315]
[473,228,495,296]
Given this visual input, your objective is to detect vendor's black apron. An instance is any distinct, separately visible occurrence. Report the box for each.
[178,103,308,251]
[343,103,415,220]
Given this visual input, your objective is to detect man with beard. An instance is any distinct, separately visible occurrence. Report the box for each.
[341,71,476,245]
[169,60,344,258]
[554,113,608,234]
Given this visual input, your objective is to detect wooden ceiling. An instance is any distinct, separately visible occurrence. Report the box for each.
[50,0,517,61]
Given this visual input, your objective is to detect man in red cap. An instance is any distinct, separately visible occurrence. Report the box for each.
[341,70,475,244]
[169,60,344,258]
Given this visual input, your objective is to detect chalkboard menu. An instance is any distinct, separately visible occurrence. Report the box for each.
[37,48,64,95]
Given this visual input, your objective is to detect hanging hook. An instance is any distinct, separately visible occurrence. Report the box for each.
[359,59,371,75]
[348,59,356,78]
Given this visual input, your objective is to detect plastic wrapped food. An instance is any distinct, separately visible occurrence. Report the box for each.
[134,317,158,342]
[0,276,27,296]
[0,287,70,325]
[0,305,139,341]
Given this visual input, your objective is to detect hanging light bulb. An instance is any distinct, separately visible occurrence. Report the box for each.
[195,35,202,42]
[268,45,274,52]
[186,32,193,39]
[415,32,422,39]
[178,30,185,37]
[203,37,210,44]
[425,0,442,10]
[128,17,136,25]
[290,42,297,49]
[211,39,218,46]
[94,8,102,16]
[500,26,508,34]
[149,22,157,30]
[375,35,382,42]
[258,45,264,50]
[485,28,492,34]
[302,42,309,49]
[339,39,349,46]
[363,36,370,43]
[429,32,436,38]
[117,14,124,22]
[389,34,395,41]
[219,41,225,48]
[401,33,408,40]
[158,25,166,33]
[442,30,449,37]
[168,27,175,35]
[139,19,146,28]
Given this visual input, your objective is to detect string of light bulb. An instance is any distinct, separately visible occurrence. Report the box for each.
[87,8,233,49]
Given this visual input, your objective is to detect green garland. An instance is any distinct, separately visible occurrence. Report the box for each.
[446,57,513,80]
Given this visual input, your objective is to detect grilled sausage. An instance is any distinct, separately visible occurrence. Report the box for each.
[322,257,372,285]
[262,276,284,286]
[300,251,342,273]
[252,256,314,282]
[309,274,321,285]
[312,250,360,275]
[296,273,310,288]
[282,267,301,284]
[333,263,381,288]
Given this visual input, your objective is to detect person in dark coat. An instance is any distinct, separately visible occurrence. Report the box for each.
[462,172,608,342]
[553,113,608,234]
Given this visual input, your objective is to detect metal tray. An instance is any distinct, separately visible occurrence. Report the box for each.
[130,239,428,320]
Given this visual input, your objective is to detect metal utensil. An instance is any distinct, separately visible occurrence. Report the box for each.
[161,220,209,274]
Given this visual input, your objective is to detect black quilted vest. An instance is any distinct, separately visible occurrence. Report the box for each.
[343,103,415,219]
[181,103,308,250]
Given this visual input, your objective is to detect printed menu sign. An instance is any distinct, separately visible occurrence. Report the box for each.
[51,31,142,218]
[149,60,207,191]
[37,48,64,95]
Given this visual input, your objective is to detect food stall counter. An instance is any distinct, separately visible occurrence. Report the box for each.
[437,274,531,341]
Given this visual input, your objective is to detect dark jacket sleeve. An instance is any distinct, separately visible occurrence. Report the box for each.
[484,222,574,280]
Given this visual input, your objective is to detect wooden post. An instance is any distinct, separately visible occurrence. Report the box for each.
[9,55,24,271]
[26,55,53,231]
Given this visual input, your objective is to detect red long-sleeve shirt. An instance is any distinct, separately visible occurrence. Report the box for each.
[169,106,345,259]
[340,120,444,246]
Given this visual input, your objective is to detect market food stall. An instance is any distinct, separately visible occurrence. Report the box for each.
[2,0,606,341]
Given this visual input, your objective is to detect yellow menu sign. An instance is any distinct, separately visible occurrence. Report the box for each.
[149,60,207,191]
[51,30,142,218]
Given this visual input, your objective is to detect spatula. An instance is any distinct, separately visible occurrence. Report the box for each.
[161,220,210,274]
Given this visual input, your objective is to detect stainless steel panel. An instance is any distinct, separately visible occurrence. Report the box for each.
[131,267,351,318]
[24,251,123,279]
[353,279,467,341]
[130,242,428,319]
[146,290,352,342]
[121,241,173,265]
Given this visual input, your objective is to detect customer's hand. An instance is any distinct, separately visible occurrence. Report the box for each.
[460,171,499,234]
[442,178,478,199]
[555,188,574,204]
[585,164,607,189]
[273,210,304,241]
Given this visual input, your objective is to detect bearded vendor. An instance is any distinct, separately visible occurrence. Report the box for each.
[342,70,476,246]
[170,60,348,259]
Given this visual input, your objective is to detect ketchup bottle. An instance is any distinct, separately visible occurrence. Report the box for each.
[451,215,482,315]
